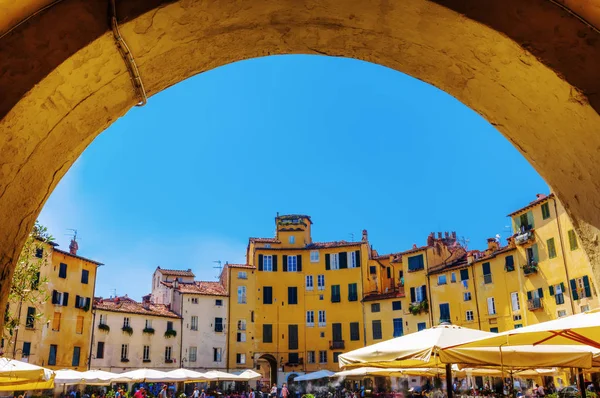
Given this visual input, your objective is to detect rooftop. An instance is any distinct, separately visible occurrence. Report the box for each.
[156,267,195,277]
[93,296,180,318]
[227,263,256,269]
[249,237,280,244]
[306,240,362,249]
[276,214,313,224]
[507,193,554,217]
[53,247,104,266]
[162,280,228,296]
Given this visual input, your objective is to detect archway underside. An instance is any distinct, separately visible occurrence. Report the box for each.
[0,0,600,322]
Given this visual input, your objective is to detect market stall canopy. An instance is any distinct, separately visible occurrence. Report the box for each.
[235,370,261,381]
[457,368,558,377]
[330,367,446,379]
[0,358,54,391]
[203,371,245,381]
[440,344,596,368]
[294,370,335,381]
[338,325,493,369]
[55,369,85,385]
[446,309,600,349]
[80,370,131,385]
[164,369,207,382]
[119,369,171,382]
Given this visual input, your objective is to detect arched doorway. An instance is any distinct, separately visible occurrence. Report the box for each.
[257,354,278,388]
[0,0,599,319]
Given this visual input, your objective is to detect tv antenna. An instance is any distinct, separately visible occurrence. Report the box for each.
[458,236,470,250]
[349,233,355,242]
[213,261,223,279]
[66,229,78,239]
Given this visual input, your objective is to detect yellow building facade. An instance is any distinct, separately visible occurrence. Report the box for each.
[5,239,101,371]
[225,198,597,383]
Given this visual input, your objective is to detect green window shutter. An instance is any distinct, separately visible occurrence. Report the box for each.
[547,238,556,259]
[560,282,566,292]
[355,250,361,267]
[549,285,554,296]
[460,269,469,281]
[410,287,416,303]
[538,287,544,298]
[282,255,288,272]
[527,291,532,300]
[339,252,348,269]
[532,244,539,262]
[568,230,578,250]
[514,216,522,230]
[297,255,302,272]
[325,254,331,270]
[482,262,491,275]
[570,279,579,300]
[272,255,278,271]
[258,254,264,271]
[526,211,534,228]
[583,276,592,298]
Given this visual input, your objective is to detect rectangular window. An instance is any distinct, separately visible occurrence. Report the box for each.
[557,310,567,318]
[460,269,470,281]
[369,266,377,274]
[306,275,314,291]
[349,251,358,268]
[514,324,523,329]
[319,350,327,364]
[348,283,358,302]
[581,305,590,312]
[439,303,451,323]
[35,248,43,259]
[317,275,325,290]
[99,314,107,325]
[393,318,404,337]
[306,311,315,327]
[417,322,427,331]
[238,271,247,279]
[371,303,380,313]
[213,348,222,362]
[287,255,298,272]
[26,307,35,328]
[547,238,557,259]
[511,292,520,311]
[214,317,223,332]
[121,344,129,361]
[236,332,246,342]
[263,324,273,343]
[97,342,105,359]
[350,322,360,341]
[330,253,340,270]
[288,325,298,349]
[463,292,471,301]
[31,272,40,290]
[288,287,298,305]
[333,352,342,363]
[288,353,299,364]
[76,315,84,334]
[466,310,474,321]
[236,353,246,364]
[52,312,61,331]
[513,315,522,321]
[289,235,296,244]
[392,301,402,311]
[568,229,578,250]
[167,321,174,331]
[331,285,341,303]
[541,202,551,220]
[414,285,426,303]
[59,263,67,279]
[490,327,499,333]
[192,297,198,304]
[191,316,199,331]
[81,269,89,284]
[72,346,81,367]
[487,297,496,315]
[372,320,382,340]
[165,346,172,361]
[188,346,197,362]
[451,272,457,283]
[263,255,273,271]
[332,322,343,342]
[505,255,515,272]
[145,319,153,329]
[237,319,246,330]
[215,299,223,306]
[554,283,565,305]
[307,351,316,364]
[22,342,31,357]
[263,286,273,304]
[310,251,319,263]
[482,262,492,284]
[123,317,130,328]
[407,254,424,271]
[48,344,57,366]
[437,275,447,285]
[318,310,326,327]
[237,286,247,304]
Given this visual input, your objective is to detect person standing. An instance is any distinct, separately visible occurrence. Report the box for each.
[159,385,168,398]
[280,384,289,398]
[134,388,145,398]
[270,384,277,398]
[192,387,200,398]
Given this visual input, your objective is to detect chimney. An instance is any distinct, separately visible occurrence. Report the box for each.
[536,193,546,200]
[427,233,434,246]
[452,231,457,239]
[362,230,368,242]
[444,232,449,239]
[69,237,79,255]
[487,238,499,252]
[142,295,150,310]
[437,232,442,239]
[173,280,179,289]
[412,244,418,249]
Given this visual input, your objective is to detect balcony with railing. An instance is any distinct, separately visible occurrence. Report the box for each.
[330,340,345,350]
[527,298,543,311]
[396,284,405,297]
[523,262,539,276]
[515,229,535,245]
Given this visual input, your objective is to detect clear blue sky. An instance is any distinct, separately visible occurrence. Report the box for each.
[38,55,548,300]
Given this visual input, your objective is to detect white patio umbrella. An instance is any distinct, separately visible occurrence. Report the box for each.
[54,369,85,385]
[294,370,335,381]
[118,369,171,382]
[0,358,55,391]
[338,324,493,369]
[203,370,245,381]
[164,369,207,382]
[80,370,131,385]
[331,367,412,378]
[235,370,261,381]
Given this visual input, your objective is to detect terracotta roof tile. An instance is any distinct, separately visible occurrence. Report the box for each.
[156,267,195,277]
[162,281,228,296]
[93,296,180,318]
[227,264,256,269]
[249,237,280,243]
[306,241,362,249]
[53,248,104,265]
[507,193,554,217]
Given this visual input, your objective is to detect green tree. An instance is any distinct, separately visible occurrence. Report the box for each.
[3,221,53,343]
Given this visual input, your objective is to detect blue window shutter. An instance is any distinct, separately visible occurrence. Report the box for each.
[410,287,415,303]
[583,276,592,298]
[570,279,579,300]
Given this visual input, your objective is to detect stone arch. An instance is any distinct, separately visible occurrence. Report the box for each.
[0,0,599,320]
[258,354,278,386]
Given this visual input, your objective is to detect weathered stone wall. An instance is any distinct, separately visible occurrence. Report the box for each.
[0,0,599,329]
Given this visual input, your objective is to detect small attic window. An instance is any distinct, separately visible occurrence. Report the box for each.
[289,236,295,244]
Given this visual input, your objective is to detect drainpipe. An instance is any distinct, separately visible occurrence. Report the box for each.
[471,265,482,330]
[360,246,368,346]
[179,291,183,369]
[425,251,434,327]
[87,264,103,370]
[553,198,576,315]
